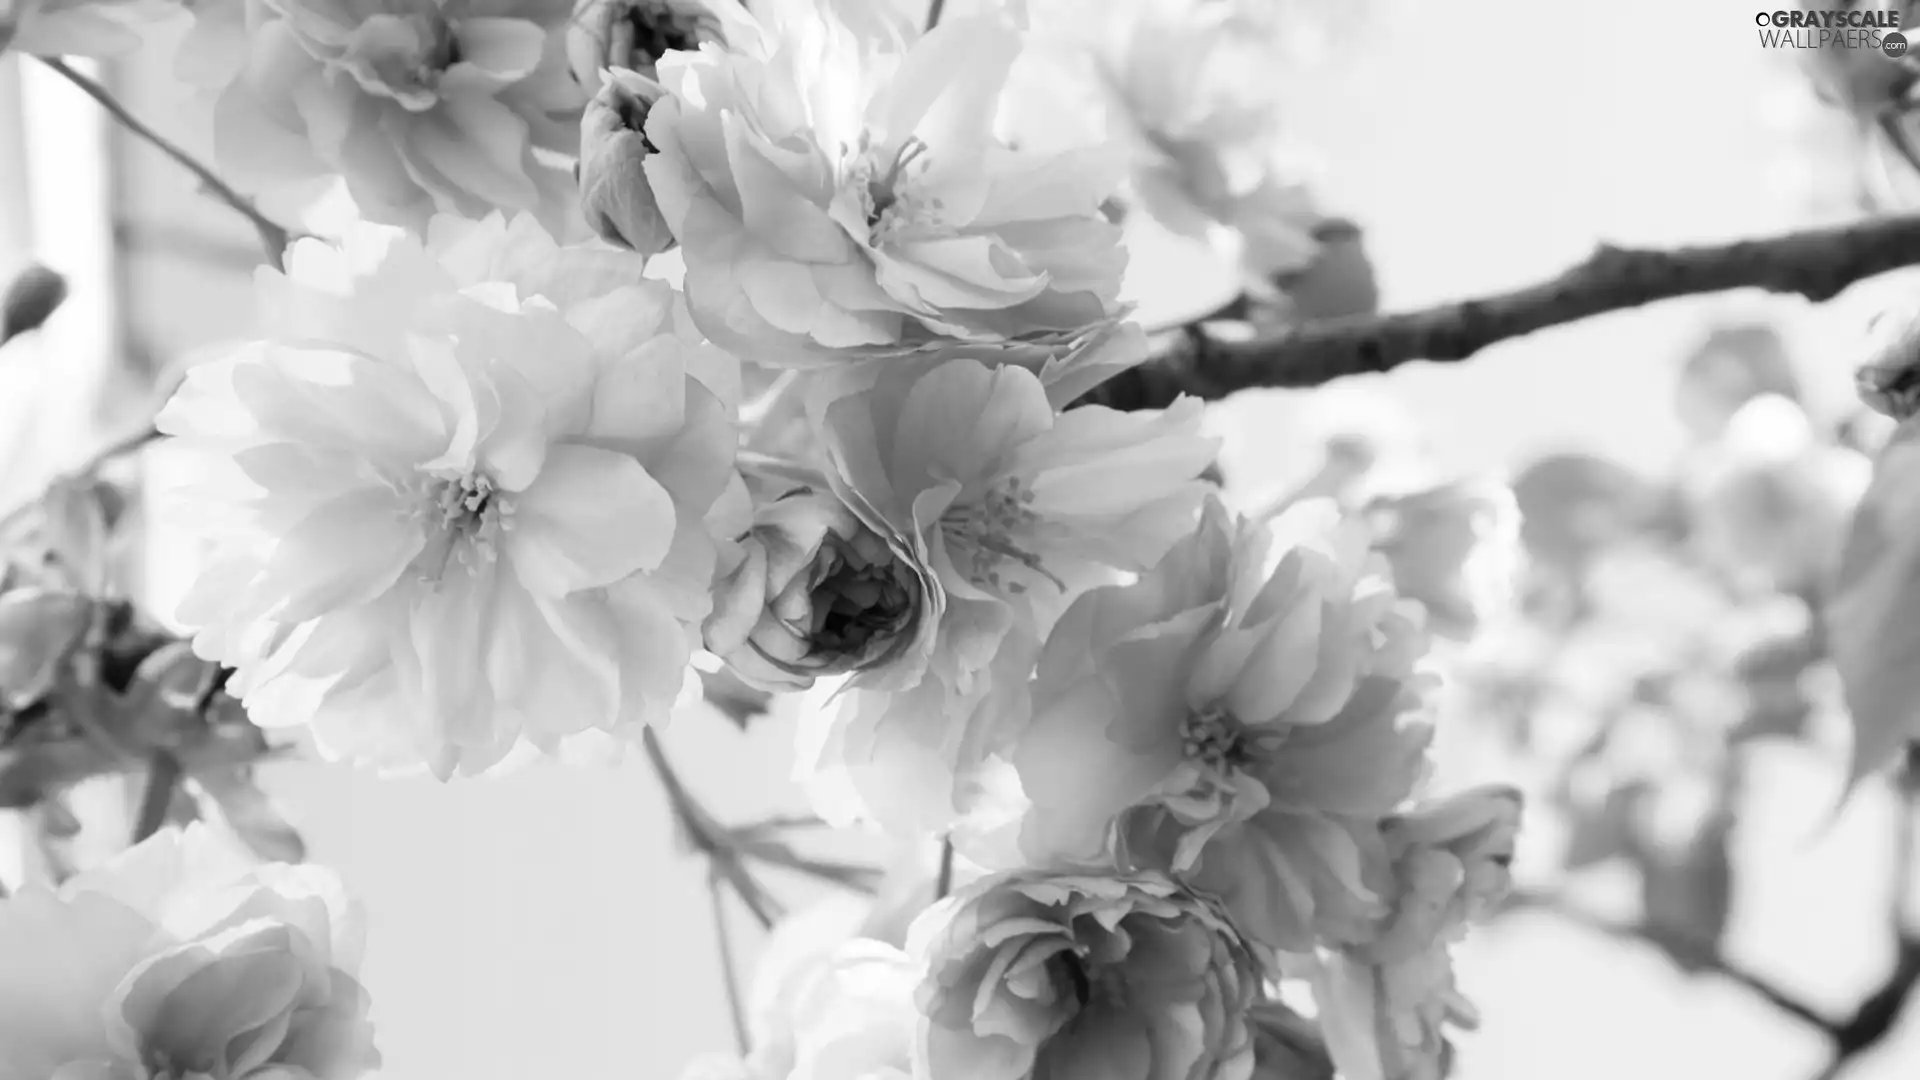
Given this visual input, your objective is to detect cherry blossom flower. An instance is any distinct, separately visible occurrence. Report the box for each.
[1008,497,1436,951]
[787,356,1218,835]
[641,0,1129,364]
[0,825,378,1080]
[180,0,587,234]
[0,0,174,57]
[156,213,740,777]
[910,870,1260,1080]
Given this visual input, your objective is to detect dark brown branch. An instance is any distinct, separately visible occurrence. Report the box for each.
[1093,214,1920,410]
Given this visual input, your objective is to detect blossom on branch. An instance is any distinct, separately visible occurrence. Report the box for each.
[1007,497,1436,952]
[641,0,1130,363]
[789,357,1218,836]
[0,825,379,1080]
[565,0,751,86]
[909,870,1261,1080]
[156,213,741,777]
[1308,785,1521,1080]
[181,0,588,234]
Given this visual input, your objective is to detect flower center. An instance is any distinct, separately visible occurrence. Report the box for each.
[851,133,940,243]
[941,476,1065,595]
[408,471,516,583]
[804,537,916,662]
[1180,704,1283,774]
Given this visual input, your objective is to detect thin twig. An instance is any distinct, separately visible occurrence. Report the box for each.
[1506,889,1834,1033]
[1092,213,1920,409]
[38,58,293,269]
[640,727,779,929]
[934,836,955,900]
[924,0,947,32]
[130,752,179,845]
[707,868,752,1056]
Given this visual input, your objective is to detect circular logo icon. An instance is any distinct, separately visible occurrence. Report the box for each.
[1887,31,1909,57]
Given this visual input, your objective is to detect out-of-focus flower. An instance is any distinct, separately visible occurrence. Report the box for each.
[910,870,1260,1080]
[1683,394,1870,598]
[1362,480,1521,642]
[1047,0,1321,278]
[0,587,92,708]
[684,932,918,1080]
[1857,297,1920,421]
[0,824,378,1080]
[578,66,678,254]
[566,0,749,86]
[1673,321,1803,444]
[706,485,929,691]
[156,213,739,777]
[180,0,587,234]
[1009,498,1434,951]
[0,0,174,58]
[643,0,1128,363]
[795,357,1218,835]
[1311,786,1520,1080]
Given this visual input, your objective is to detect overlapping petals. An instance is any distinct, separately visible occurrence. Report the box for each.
[642,0,1129,364]
[792,356,1218,835]
[181,0,588,234]
[156,212,740,776]
[1,0,175,57]
[1008,497,1435,951]
[910,870,1260,1080]
[0,825,377,1080]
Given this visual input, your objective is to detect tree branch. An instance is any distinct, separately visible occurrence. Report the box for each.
[1091,214,1920,409]
[38,58,294,270]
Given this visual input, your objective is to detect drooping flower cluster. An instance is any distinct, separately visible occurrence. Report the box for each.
[52,0,1532,1075]
[0,825,379,1080]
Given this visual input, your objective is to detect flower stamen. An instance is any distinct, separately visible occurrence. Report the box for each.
[942,477,1066,594]
[409,471,516,584]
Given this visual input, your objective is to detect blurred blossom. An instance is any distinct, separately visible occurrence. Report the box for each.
[566,0,749,86]
[1682,394,1870,598]
[180,0,587,235]
[1007,498,1434,952]
[1043,0,1324,278]
[578,67,678,254]
[1362,479,1522,642]
[0,587,92,708]
[1311,786,1521,1080]
[681,938,918,1080]
[643,0,1129,363]
[796,357,1217,836]
[0,825,378,1080]
[909,871,1260,1080]
[705,484,927,691]
[0,0,174,57]
[1673,322,1803,445]
[156,214,740,777]
[1793,0,1918,114]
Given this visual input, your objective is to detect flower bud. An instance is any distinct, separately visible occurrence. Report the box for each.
[1858,299,1920,420]
[705,488,925,691]
[567,0,731,87]
[579,68,679,255]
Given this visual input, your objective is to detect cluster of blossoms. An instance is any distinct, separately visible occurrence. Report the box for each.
[2,0,1523,1075]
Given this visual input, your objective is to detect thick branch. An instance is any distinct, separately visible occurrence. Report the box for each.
[1094,214,1920,409]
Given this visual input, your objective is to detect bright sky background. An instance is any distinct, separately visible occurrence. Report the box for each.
[8,0,1920,1077]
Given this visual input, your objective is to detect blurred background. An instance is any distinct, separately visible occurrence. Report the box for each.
[6,0,1920,1077]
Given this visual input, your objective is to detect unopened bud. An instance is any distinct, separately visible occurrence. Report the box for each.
[567,0,735,88]
[1,263,68,345]
[579,68,678,255]
[1858,300,1920,420]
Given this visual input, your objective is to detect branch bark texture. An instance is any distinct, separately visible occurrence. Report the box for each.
[1093,214,1920,410]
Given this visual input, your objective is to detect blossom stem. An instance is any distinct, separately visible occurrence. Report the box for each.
[1094,213,1920,408]
[38,57,295,270]
[924,0,947,31]
[934,836,954,900]
[706,869,752,1056]
[640,727,780,929]
[130,751,180,845]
